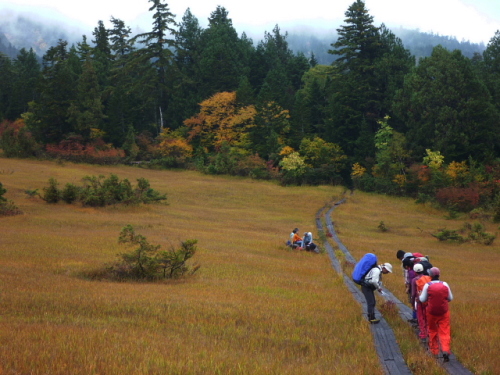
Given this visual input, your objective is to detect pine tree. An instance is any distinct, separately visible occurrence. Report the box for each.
[27,40,78,143]
[326,0,383,160]
[105,17,137,144]
[481,31,500,115]
[392,45,499,162]
[249,101,290,160]
[197,6,247,98]
[67,56,106,140]
[0,52,14,120]
[168,8,204,129]
[11,48,41,118]
[131,0,179,134]
[92,20,112,88]
[374,24,414,128]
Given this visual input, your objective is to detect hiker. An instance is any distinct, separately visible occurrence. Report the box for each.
[397,251,413,291]
[303,231,317,251]
[402,255,418,322]
[412,263,432,341]
[419,267,453,362]
[288,228,299,247]
[303,231,313,247]
[292,229,303,248]
[362,262,393,324]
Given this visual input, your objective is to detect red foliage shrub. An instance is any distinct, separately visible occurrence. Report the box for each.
[45,136,125,164]
[435,185,481,212]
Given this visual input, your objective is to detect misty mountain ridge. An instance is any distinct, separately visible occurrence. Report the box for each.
[0,8,486,64]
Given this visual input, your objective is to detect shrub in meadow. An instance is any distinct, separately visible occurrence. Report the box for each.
[41,175,167,207]
[0,182,22,216]
[41,177,61,203]
[99,225,200,281]
[432,222,495,245]
[378,221,388,232]
[61,183,80,204]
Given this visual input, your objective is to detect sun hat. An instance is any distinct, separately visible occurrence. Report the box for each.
[383,263,393,273]
[413,263,424,273]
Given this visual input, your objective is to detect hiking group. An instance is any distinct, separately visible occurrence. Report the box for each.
[287,228,318,253]
[396,250,453,362]
[353,251,452,362]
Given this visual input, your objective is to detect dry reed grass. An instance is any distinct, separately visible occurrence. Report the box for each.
[0,158,383,374]
[333,191,500,375]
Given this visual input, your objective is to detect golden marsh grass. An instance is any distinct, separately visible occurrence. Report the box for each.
[0,158,383,374]
[333,191,500,375]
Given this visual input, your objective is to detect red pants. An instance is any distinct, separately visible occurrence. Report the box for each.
[426,310,451,355]
[416,301,428,339]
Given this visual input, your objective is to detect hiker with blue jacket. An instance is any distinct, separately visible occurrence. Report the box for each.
[362,263,393,324]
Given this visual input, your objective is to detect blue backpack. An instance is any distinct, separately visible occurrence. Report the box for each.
[352,253,378,286]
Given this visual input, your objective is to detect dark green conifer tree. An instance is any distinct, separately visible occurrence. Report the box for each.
[67,56,106,140]
[0,52,14,120]
[105,17,137,144]
[131,0,179,134]
[168,8,204,128]
[392,45,499,162]
[197,6,247,98]
[326,0,382,160]
[11,48,41,118]
[27,40,78,143]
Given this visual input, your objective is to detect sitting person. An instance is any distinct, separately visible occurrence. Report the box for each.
[287,228,299,247]
[292,230,303,248]
[302,232,318,252]
[303,232,313,247]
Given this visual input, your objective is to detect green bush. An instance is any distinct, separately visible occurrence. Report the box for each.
[432,222,496,245]
[41,174,167,207]
[432,229,465,243]
[99,225,200,281]
[0,182,22,216]
[378,221,388,232]
[41,178,61,203]
[61,183,80,204]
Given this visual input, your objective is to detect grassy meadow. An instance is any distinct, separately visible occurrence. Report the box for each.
[333,192,500,375]
[0,158,383,375]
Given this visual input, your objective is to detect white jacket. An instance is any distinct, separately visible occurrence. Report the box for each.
[364,266,382,290]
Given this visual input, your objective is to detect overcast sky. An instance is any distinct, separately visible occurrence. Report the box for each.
[2,0,500,44]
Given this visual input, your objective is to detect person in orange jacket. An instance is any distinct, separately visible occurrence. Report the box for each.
[419,267,453,362]
[292,230,303,248]
[412,263,432,341]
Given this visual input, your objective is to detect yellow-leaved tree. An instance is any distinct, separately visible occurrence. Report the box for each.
[154,128,193,166]
[184,92,256,152]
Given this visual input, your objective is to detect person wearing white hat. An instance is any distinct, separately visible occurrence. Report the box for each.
[362,262,393,324]
[412,263,432,342]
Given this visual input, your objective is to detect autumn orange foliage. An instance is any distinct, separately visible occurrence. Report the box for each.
[184,91,256,151]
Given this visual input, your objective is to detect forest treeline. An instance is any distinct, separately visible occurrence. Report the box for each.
[1,0,500,214]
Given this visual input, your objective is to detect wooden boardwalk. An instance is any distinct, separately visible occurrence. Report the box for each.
[316,199,474,375]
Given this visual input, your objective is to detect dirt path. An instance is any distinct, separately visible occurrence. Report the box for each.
[316,199,474,375]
